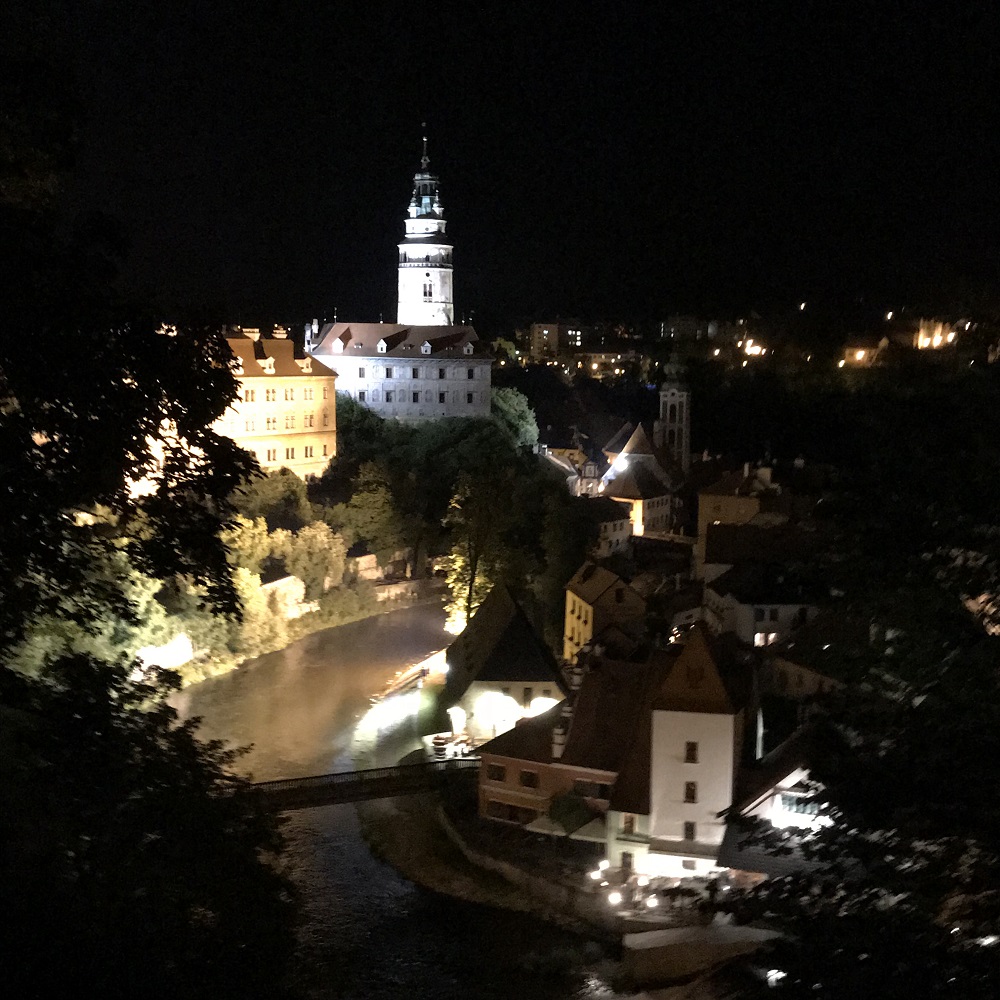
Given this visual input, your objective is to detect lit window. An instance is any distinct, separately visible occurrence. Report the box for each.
[244,420,254,432]
[684,782,697,804]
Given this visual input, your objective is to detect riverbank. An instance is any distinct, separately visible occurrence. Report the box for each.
[178,582,447,687]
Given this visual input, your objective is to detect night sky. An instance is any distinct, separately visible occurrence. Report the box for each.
[26,1,1000,330]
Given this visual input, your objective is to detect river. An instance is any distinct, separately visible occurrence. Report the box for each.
[175,604,625,1000]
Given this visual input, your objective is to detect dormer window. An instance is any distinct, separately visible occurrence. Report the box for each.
[421,341,432,355]
[377,340,388,354]
[332,340,344,354]
[463,343,474,356]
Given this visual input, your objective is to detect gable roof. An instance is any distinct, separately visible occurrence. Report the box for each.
[565,562,624,605]
[655,624,742,714]
[227,336,337,379]
[602,422,635,459]
[618,423,657,458]
[312,322,489,359]
[605,462,671,501]
[443,586,566,703]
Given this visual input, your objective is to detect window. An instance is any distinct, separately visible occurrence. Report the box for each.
[304,414,314,428]
[266,417,277,430]
[423,281,432,299]
[682,859,697,871]
[285,415,295,429]
[323,385,329,399]
[519,770,539,789]
[284,388,295,401]
[304,446,314,458]
[684,821,697,841]
[769,608,779,622]
[412,392,420,403]
[486,763,506,782]
[358,391,366,402]
[285,447,295,460]
[322,445,328,457]
[467,367,474,379]
[621,851,634,871]
[622,813,635,834]
[754,607,765,623]
[266,448,277,462]
[438,368,446,379]
[522,686,532,707]
[244,419,254,432]
[385,390,394,403]
[412,367,419,379]
[685,741,698,764]
[573,779,611,799]
[358,366,366,378]
[754,632,779,647]
[438,392,446,404]
[243,389,255,403]
[684,782,697,803]
[466,392,474,404]
[306,388,315,400]
[384,366,394,379]
[265,388,277,402]
[542,689,551,698]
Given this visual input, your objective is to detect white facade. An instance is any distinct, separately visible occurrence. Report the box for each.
[644,710,739,876]
[397,136,454,325]
[703,588,818,648]
[310,323,491,421]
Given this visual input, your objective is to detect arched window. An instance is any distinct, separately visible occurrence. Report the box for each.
[668,403,677,422]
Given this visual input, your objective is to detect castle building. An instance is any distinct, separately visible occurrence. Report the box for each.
[308,135,491,421]
[216,328,337,479]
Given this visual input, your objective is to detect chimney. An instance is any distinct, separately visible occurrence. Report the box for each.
[272,325,288,339]
[551,701,574,760]
[244,327,261,342]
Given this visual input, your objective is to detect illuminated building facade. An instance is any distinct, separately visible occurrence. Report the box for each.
[397,134,453,326]
[216,329,337,479]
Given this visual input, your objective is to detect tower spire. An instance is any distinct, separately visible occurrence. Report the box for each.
[421,122,429,170]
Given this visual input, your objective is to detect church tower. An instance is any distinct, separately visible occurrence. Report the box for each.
[658,356,691,474]
[397,132,454,325]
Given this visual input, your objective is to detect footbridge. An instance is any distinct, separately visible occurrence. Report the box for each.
[251,757,480,811]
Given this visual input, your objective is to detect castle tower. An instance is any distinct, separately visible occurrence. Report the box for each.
[659,357,691,474]
[397,131,454,325]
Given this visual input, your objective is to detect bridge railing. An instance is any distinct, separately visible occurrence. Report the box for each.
[252,756,480,796]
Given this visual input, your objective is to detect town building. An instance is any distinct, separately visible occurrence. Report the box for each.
[216,327,337,479]
[600,425,676,536]
[703,564,820,648]
[306,137,492,421]
[656,359,691,474]
[563,562,646,662]
[586,497,634,559]
[440,585,567,745]
[477,625,831,880]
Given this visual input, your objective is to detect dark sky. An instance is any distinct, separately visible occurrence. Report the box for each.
[35,1,1000,329]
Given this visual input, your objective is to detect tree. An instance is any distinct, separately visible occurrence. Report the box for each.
[233,468,315,533]
[0,656,296,1000]
[491,386,540,448]
[272,521,348,599]
[220,514,272,574]
[333,460,409,562]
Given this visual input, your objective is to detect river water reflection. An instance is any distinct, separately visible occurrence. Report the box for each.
[176,605,624,999]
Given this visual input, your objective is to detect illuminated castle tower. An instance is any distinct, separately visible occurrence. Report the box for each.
[397,132,454,325]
